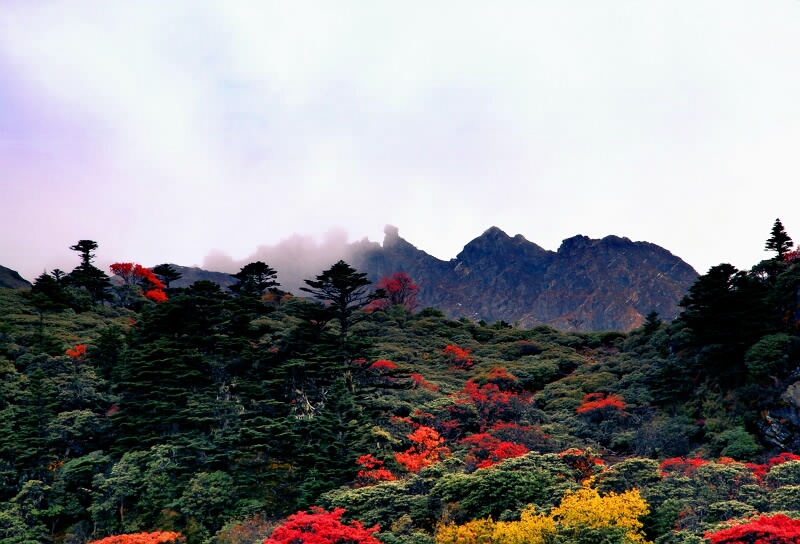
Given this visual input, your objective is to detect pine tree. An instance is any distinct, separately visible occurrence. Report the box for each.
[765,218,793,260]
[299,261,385,345]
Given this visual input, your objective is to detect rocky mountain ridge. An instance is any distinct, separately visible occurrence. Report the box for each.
[350,226,698,331]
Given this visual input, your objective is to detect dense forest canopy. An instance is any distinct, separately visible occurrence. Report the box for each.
[1,220,800,543]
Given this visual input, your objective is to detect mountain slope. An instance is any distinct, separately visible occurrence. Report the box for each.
[353,226,697,330]
[0,264,31,289]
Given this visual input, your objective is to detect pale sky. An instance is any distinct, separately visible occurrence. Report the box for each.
[2,1,799,283]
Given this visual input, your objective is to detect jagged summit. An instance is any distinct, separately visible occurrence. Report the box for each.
[353,227,698,331]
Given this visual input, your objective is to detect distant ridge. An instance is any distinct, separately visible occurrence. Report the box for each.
[164,226,698,331]
[0,265,31,289]
[350,226,698,331]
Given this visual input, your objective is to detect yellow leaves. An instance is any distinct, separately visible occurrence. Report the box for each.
[435,485,651,544]
[552,486,650,543]
[435,518,496,543]
[492,509,557,544]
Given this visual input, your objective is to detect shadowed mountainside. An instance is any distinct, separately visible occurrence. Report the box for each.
[0,264,31,289]
[351,226,698,331]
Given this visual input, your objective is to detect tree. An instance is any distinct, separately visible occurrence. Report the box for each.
[109,263,168,307]
[370,272,419,313]
[643,310,662,335]
[265,507,381,544]
[87,531,184,544]
[766,218,793,260]
[229,261,279,298]
[706,513,800,543]
[70,240,99,268]
[394,426,451,472]
[299,261,385,342]
[151,264,182,289]
[65,240,113,304]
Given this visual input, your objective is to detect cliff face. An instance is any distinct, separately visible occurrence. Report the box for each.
[353,226,698,331]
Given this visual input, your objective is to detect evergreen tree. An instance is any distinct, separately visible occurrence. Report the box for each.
[229,261,279,298]
[151,264,182,289]
[65,240,112,304]
[299,261,385,345]
[765,218,793,260]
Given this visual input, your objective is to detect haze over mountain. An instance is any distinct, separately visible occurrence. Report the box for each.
[187,226,698,331]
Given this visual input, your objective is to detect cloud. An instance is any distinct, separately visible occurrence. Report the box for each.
[203,227,380,295]
[1,1,800,283]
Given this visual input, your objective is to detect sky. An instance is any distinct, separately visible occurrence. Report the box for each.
[2,1,800,284]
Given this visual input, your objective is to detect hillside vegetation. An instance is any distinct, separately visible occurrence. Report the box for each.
[1,220,800,543]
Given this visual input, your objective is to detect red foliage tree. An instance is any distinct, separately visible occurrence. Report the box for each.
[706,514,800,543]
[110,262,168,303]
[659,456,709,477]
[394,425,451,472]
[575,392,626,415]
[444,345,474,370]
[264,507,381,544]
[354,454,397,487]
[144,289,168,303]
[460,432,529,469]
[456,378,530,425]
[369,272,419,312]
[409,373,439,392]
[65,344,87,360]
[368,359,398,372]
[87,531,184,544]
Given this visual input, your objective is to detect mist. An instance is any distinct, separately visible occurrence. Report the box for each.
[202,227,383,295]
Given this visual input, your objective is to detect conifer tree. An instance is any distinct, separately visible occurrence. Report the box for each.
[300,261,385,343]
[65,240,113,304]
[765,218,793,260]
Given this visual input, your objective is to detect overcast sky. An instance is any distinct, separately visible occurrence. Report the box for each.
[2,1,800,284]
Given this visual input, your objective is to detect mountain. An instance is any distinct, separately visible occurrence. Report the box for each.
[167,226,698,331]
[0,265,31,289]
[351,226,698,331]
[163,265,237,289]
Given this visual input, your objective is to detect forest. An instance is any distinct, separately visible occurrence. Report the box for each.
[2,220,800,544]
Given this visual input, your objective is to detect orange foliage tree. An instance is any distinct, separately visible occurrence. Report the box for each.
[87,531,184,544]
[395,425,451,472]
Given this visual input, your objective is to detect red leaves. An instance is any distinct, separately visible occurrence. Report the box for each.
[369,359,398,372]
[444,345,474,370]
[265,507,381,544]
[370,272,419,312]
[410,373,439,392]
[110,262,168,303]
[87,531,184,544]
[457,377,530,425]
[354,454,397,487]
[65,344,87,360]
[659,456,709,477]
[394,425,451,472]
[706,514,800,543]
[460,432,529,469]
[575,392,626,415]
[144,289,168,303]
[746,452,800,481]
